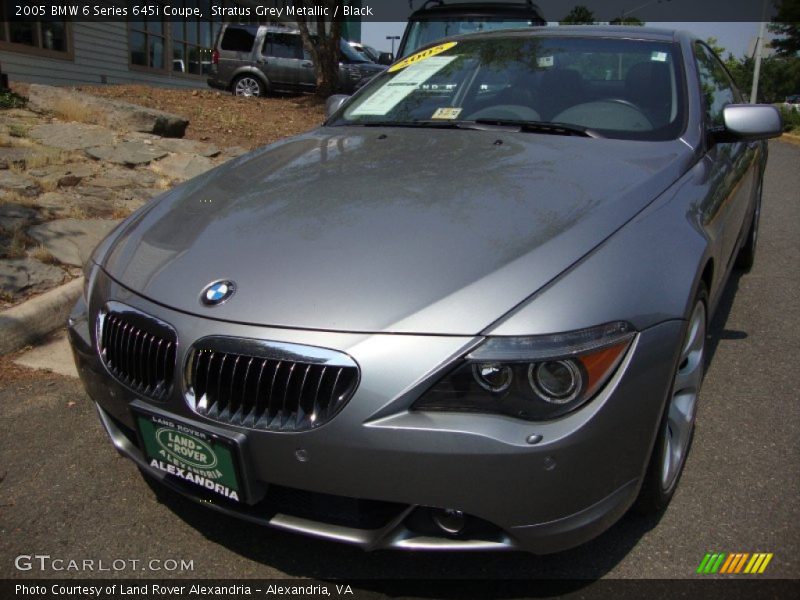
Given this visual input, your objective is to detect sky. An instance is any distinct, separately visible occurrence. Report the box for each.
[360,21,771,59]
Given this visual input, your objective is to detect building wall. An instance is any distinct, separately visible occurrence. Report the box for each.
[0,22,206,88]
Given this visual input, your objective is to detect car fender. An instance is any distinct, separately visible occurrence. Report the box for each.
[486,159,715,337]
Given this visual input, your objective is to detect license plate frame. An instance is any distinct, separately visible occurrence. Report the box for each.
[132,403,250,503]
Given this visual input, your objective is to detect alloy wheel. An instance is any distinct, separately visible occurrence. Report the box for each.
[660,299,706,491]
[234,77,262,97]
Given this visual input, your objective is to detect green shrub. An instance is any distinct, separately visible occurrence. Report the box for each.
[779,105,800,133]
[0,91,27,109]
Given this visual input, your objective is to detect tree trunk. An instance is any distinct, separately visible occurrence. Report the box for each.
[296,0,343,100]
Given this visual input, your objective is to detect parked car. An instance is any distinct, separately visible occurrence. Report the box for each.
[784,94,800,112]
[207,23,385,96]
[71,27,781,554]
[394,0,546,61]
[348,41,382,63]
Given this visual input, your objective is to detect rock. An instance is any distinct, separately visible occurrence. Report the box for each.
[58,175,81,187]
[0,203,38,231]
[73,185,114,200]
[33,191,115,219]
[0,147,36,170]
[28,163,96,180]
[27,84,189,138]
[85,141,168,166]
[87,176,133,189]
[27,218,122,267]
[222,146,248,158]
[152,138,220,157]
[29,122,116,151]
[151,154,214,181]
[0,171,40,196]
[88,167,156,189]
[0,258,65,296]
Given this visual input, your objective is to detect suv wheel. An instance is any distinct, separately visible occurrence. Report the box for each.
[233,75,265,98]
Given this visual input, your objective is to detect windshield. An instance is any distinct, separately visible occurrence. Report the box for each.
[340,40,371,63]
[401,18,540,57]
[332,36,686,141]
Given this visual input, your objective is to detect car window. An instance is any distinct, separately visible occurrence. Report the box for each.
[336,36,686,141]
[694,42,742,128]
[264,32,303,59]
[220,27,255,52]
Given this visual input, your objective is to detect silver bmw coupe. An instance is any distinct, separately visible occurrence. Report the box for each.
[69,27,782,553]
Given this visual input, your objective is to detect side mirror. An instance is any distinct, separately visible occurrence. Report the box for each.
[377,52,394,66]
[325,94,350,118]
[719,104,783,141]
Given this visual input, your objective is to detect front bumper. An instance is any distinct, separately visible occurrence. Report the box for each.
[68,269,684,553]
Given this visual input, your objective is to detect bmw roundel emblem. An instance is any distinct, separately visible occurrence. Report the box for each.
[201,280,236,306]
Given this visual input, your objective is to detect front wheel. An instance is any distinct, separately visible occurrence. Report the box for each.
[634,285,707,514]
[232,75,265,98]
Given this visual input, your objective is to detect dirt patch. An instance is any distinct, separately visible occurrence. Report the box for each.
[75,85,326,150]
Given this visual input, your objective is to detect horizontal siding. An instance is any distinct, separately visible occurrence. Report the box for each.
[1,22,205,89]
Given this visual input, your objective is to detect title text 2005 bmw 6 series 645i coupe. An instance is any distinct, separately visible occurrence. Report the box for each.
[69,27,781,553]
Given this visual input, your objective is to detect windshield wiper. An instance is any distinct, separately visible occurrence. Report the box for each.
[358,120,466,129]
[472,119,601,138]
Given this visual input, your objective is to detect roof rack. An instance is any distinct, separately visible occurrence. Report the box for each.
[410,0,538,9]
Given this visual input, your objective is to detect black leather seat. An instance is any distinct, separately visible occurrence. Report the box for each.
[625,61,672,128]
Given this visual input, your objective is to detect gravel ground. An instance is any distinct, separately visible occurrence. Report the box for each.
[75,85,326,150]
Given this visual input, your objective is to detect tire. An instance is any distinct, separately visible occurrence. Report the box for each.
[232,75,265,98]
[634,284,707,514]
[735,181,762,272]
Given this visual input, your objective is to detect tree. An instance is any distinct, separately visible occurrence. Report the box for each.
[294,0,343,99]
[560,5,596,24]
[609,17,644,25]
[705,37,729,59]
[768,0,800,57]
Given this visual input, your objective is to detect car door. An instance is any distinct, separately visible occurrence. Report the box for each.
[260,32,314,91]
[259,32,295,88]
[216,25,257,87]
[694,42,758,284]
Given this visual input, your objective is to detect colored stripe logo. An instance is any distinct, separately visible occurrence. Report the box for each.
[697,552,773,574]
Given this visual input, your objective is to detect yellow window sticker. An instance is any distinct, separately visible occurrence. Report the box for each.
[388,41,458,73]
[431,107,463,120]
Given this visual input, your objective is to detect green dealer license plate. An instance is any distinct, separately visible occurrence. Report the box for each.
[135,410,242,502]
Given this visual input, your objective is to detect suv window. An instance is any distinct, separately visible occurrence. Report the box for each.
[694,42,742,128]
[264,32,303,59]
[220,27,255,52]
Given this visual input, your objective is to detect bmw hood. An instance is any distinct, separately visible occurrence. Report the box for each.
[101,127,692,335]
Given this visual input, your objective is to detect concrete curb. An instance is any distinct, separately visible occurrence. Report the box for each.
[0,277,82,355]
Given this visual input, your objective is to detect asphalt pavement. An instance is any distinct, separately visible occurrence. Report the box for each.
[0,140,798,585]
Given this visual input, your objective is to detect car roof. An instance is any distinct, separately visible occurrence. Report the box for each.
[224,23,301,35]
[441,25,689,45]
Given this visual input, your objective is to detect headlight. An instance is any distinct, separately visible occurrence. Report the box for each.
[412,322,635,421]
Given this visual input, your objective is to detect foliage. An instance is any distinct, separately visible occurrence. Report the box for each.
[705,37,728,58]
[768,0,800,57]
[294,0,343,99]
[724,54,800,103]
[609,17,644,26]
[0,90,27,109]
[779,105,800,132]
[559,5,596,24]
